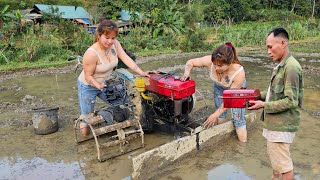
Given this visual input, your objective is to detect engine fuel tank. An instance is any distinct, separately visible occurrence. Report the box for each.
[222,89,261,108]
[145,73,195,99]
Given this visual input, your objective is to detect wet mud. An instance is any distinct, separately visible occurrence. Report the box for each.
[0,51,319,179]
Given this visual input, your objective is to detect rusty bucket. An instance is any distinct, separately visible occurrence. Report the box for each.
[31,107,59,135]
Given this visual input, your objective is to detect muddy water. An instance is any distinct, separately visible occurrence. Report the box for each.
[0,53,319,180]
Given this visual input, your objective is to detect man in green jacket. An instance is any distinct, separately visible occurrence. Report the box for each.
[248,28,304,180]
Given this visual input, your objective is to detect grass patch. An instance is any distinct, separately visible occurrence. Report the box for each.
[0,60,73,72]
[290,36,320,53]
[216,20,320,47]
[136,48,180,57]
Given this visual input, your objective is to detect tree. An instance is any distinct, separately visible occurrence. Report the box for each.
[204,0,229,24]
[96,0,123,20]
[291,0,297,12]
[226,0,246,22]
[311,0,315,18]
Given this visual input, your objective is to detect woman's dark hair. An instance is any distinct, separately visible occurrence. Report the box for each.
[211,42,240,65]
[94,19,119,42]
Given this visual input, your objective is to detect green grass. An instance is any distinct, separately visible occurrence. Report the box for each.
[214,20,320,47]
[0,60,73,72]
[290,36,320,53]
[136,48,180,57]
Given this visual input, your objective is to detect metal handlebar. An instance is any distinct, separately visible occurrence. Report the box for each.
[68,55,83,72]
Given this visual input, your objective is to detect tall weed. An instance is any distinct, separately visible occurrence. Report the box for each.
[118,25,179,52]
[180,30,209,52]
[218,20,320,47]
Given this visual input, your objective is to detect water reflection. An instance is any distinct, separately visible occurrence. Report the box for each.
[208,164,251,180]
[0,157,85,180]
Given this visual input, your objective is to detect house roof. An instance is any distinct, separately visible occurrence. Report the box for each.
[75,18,89,25]
[33,4,92,19]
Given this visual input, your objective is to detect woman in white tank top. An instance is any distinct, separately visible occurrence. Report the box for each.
[78,19,150,136]
[180,42,247,142]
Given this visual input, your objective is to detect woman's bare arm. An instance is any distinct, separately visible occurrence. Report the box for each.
[180,55,212,81]
[82,50,105,90]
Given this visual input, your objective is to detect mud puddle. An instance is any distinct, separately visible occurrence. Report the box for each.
[0,53,320,179]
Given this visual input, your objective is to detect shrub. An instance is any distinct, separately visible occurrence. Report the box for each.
[180,30,208,52]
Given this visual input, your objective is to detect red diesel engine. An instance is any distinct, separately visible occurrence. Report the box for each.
[145,73,196,99]
[135,72,196,133]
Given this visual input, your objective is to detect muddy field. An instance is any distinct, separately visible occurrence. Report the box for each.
[0,51,320,179]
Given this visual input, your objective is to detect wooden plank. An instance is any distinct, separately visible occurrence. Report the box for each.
[94,119,139,135]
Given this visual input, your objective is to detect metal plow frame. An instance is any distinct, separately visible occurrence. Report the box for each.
[74,115,144,162]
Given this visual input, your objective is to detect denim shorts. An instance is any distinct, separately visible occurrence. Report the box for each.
[213,80,246,129]
[77,79,110,115]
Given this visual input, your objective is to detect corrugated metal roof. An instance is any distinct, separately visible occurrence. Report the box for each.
[34,4,92,19]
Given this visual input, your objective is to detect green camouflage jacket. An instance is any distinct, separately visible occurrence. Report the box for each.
[260,55,304,132]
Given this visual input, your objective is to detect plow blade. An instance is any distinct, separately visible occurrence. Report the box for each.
[74,114,144,162]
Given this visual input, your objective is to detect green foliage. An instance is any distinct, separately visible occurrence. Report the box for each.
[148,0,186,38]
[121,0,186,38]
[0,6,92,65]
[18,28,71,62]
[0,0,83,9]
[183,2,205,31]
[204,0,229,23]
[0,5,11,28]
[0,41,9,64]
[118,25,153,51]
[245,9,304,22]
[180,2,210,52]
[219,22,275,47]
[290,37,320,53]
[180,30,209,52]
[218,20,320,47]
[118,25,179,52]
[70,30,94,55]
[226,0,246,22]
[288,20,320,40]
[96,0,122,20]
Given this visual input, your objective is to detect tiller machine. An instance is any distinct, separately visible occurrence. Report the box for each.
[74,73,144,162]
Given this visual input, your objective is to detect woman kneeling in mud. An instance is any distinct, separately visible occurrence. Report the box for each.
[180,42,247,142]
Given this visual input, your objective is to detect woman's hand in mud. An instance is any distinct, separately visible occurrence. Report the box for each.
[203,114,218,129]
[180,74,190,81]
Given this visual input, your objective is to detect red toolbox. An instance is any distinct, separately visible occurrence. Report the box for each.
[222,89,261,108]
[145,73,196,99]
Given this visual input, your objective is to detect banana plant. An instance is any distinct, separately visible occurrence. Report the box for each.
[0,5,10,29]
[149,0,186,38]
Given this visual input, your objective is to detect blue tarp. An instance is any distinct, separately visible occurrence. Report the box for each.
[81,18,91,24]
